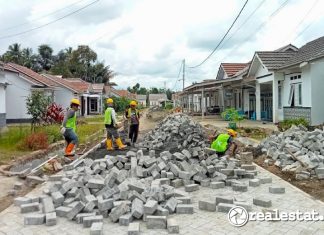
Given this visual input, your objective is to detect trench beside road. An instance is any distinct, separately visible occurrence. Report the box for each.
[0,111,323,235]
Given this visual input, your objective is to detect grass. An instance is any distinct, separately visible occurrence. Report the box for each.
[0,123,104,164]
[83,115,104,123]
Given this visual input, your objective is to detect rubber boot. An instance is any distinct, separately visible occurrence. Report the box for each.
[64,143,75,160]
[106,138,114,151]
[116,138,127,150]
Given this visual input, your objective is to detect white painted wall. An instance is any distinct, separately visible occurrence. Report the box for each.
[310,59,324,125]
[0,86,5,114]
[5,72,32,120]
[255,62,269,78]
[54,87,75,110]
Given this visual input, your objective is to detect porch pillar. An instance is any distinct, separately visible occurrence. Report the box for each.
[272,78,279,123]
[201,88,204,118]
[220,88,225,112]
[255,82,261,121]
[188,94,191,113]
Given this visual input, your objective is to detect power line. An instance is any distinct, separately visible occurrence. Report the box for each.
[0,0,89,32]
[171,60,183,91]
[188,0,249,68]
[0,0,100,40]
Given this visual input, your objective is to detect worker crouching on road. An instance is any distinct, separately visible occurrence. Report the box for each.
[60,98,80,159]
[210,129,238,157]
[126,100,140,146]
[104,98,127,150]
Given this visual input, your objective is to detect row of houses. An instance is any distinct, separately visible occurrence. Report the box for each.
[177,36,324,126]
[0,62,169,129]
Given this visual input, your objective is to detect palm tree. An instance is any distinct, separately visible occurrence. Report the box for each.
[38,44,54,71]
[4,43,22,64]
[21,47,34,68]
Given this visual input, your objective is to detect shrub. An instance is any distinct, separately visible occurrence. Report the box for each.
[18,132,49,151]
[42,103,64,124]
[26,91,51,129]
[104,96,131,113]
[278,118,309,131]
[165,102,173,110]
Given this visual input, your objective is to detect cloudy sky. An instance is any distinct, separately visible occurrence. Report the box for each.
[0,0,324,90]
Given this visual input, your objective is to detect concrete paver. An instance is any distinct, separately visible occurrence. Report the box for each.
[0,164,323,234]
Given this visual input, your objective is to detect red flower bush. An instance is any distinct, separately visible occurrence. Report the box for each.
[43,103,64,124]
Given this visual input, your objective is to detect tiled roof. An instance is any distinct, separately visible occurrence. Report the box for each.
[43,74,89,93]
[89,83,104,93]
[221,63,249,77]
[136,94,147,100]
[279,36,324,69]
[256,51,297,70]
[7,63,56,87]
[149,93,167,101]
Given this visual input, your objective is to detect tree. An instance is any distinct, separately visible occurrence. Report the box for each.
[2,43,22,64]
[138,87,147,95]
[21,48,34,68]
[26,91,51,130]
[38,44,54,71]
[150,87,159,94]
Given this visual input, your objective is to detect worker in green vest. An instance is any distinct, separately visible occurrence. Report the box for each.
[60,98,80,159]
[104,98,127,150]
[125,100,140,146]
[211,129,238,156]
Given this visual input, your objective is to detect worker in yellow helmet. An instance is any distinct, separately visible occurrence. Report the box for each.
[210,129,238,156]
[104,98,127,150]
[125,100,140,146]
[60,98,80,159]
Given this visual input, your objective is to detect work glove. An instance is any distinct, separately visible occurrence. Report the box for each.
[60,127,66,135]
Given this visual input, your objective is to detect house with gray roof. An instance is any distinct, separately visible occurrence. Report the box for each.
[149,93,167,107]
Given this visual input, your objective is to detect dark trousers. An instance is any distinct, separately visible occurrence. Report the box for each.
[129,124,139,143]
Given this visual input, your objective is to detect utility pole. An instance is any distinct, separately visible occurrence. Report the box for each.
[182,59,185,91]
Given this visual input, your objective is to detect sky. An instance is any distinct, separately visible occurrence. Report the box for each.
[0,0,324,90]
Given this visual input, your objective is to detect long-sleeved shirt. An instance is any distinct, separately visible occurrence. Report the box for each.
[62,109,75,128]
[104,107,117,127]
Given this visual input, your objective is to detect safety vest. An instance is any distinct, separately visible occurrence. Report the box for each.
[127,108,139,119]
[104,107,114,125]
[66,110,76,132]
[211,133,230,153]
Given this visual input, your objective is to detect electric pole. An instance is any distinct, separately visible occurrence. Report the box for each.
[182,59,185,91]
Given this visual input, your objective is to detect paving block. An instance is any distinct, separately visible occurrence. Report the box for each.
[156,206,169,216]
[87,179,105,189]
[128,222,140,235]
[128,182,145,194]
[55,206,71,217]
[198,200,216,212]
[76,213,96,224]
[144,199,158,215]
[45,212,57,226]
[241,164,256,171]
[200,179,210,187]
[147,216,167,229]
[51,191,64,205]
[232,183,248,192]
[269,186,285,194]
[84,201,96,213]
[249,179,261,187]
[234,169,246,176]
[210,181,225,189]
[217,203,235,213]
[167,218,179,234]
[215,196,234,205]
[184,184,199,192]
[240,152,253,164]
[26,176,45,185]
[253,197,272,207]
[131,198,144,219]
[176,204,193,214]
[175,197,191,204]
[164,197,178,213]
[259,177,272,184]
[234,201,252,212]
[90,222,103,235]
[66,201,85,220]
[109,202,129,222]
[171,179,183,188]
[24,213,45,225]
[119,213,133,226]
[83,215,104,228]
[14,197,32,206]
[20,202,39,213]
[98,198,114,211]
[166,172,174,180]
[178,171,191,180]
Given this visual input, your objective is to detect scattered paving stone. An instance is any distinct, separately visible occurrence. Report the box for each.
[176,204,194,214]
[249,179,261,187]
[269,186,285,194]
[90,222,103,235]
[119,213,133,226]
[199,200,216,212]
[210,182,225,189]
[217,203,235,213]
[24,214,45,225]
[259,177,272,184]
[167,218,179,234]
[128,222,140,235]
[45,212,57,226]
[14,197,32,206]
[83,215,103,228]
[253,197,272,208]
[20,202,39,213]
[185,184,199,192]
[147,216,167,229]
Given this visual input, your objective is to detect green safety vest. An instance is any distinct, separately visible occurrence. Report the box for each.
[104,107,114,125]
[127,108,139,119]
[211,133,230,153]
[66,110,76,132]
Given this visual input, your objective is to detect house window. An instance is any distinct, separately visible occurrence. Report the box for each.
[90,98,98,112]
[288,83,302,107]
[278,86,282,108]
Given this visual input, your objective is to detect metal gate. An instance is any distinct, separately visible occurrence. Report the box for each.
[261,92,272,121]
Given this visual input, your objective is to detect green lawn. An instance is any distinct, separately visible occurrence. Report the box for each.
[0,123,104,163]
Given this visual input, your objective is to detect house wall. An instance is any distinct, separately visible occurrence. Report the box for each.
[0,85,6,127]
[310,59,324,125]
[5,72,32,121]
[54,87,75,110]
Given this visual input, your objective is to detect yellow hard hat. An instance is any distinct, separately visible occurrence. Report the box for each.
[227,129,237,138]
[107,98,113,104]
[70,98,80,106]
[130,100,137,106]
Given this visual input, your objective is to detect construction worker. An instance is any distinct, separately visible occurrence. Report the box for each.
[210,129,238,156]
[125,100,140,146]
[104,98,127,150]
[60,98,80,159]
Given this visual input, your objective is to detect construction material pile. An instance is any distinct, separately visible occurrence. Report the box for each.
[259,125,324,180]
[14,147,276,234]
[139,113,207,153]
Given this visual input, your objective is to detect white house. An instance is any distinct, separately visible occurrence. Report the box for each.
[0,63,8,129]
[136,94,147,107]
[149,94,167,107]
[3,63,55,123]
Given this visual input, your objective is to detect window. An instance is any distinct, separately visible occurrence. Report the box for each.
[288,83,302,107]
[278,86,282,108]
[90,98,98,112]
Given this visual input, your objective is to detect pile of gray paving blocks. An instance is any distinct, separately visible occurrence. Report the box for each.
[139,113,207,154]
[259,125,324,180]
